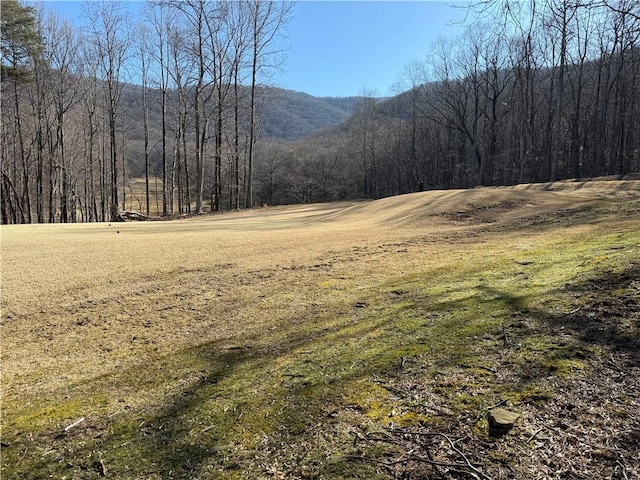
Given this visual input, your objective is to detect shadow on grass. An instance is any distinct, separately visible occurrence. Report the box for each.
[6,263,637,479]
[84,307,407,479]
[548,264,640,353]
[480,197,640,236]
[393,259,638,385]
[476,263,640,380]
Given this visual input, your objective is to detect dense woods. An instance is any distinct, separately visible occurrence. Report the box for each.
[1,0,639,223]
[1,0,293,222]
[278,0,640,204]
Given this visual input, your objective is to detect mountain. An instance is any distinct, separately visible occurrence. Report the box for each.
[119,83,359,143]
[115,82,363,178]
[258,88,358,140]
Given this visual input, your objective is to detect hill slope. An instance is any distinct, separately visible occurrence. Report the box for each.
[121,83,357,143]
[2,180,639,480]
[259,88,358,139]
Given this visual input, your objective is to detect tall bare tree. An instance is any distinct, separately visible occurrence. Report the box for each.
[84,1,130,221]
[351,91,379,196]
[146,1,173,215]
[134,22,152,216]
[228,1,251,210]
[244,0,293,208]
[44,11,82,222]
[166,21,192,214]
[168,0,218,213]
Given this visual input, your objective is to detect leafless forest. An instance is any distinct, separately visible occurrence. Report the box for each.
[1,0,639,224]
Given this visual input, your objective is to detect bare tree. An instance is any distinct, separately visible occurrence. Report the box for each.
[164,17,193,214]
[44,11,82,222]
[393,60,429,191]
[351,90,380,196]
[134,22,152,216]
[228,1,251,210]
[28,7,53,223]
[244,0,293,208]
[600,0,640,21]
[202,1,235,212]
[84,1,130,221]
[566,5,598,178]
[77,40,106,222]
[425,34,485,187]
[146,1,173,216]
[168,0,218,213]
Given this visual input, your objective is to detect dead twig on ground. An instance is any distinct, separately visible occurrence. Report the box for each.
[347,427,493,480]
[64,417,85,432]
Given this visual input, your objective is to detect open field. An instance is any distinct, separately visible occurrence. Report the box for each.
[2,179,639,479]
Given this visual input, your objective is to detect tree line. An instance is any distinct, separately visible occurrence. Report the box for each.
[251,0,640,206]
[1,0,292,223]
[2,0,639,223]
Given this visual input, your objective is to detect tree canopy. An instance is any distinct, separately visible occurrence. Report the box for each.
[0,0,43,78]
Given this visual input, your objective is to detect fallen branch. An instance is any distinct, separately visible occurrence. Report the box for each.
[427,432,492,480]
[525,428,545,444]
[97,455,107,477]
[346,427,493,480]
[344,451,489,479]
[605,353,625,373]
[614,460,629,480]
[488,398,508,410]
[64,417,85,432]
[119,210,153,221]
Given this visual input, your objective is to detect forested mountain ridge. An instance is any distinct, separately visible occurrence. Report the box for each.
[258,88,358,140]
[119,83,358,144]
[277,14,640,205]
[115,82,359,179]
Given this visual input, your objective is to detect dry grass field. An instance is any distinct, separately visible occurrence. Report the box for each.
[1,180,639,479]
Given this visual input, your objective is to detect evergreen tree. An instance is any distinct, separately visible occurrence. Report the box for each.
[1,0,43,78]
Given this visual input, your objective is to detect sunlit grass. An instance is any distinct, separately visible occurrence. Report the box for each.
[1,181,639,479]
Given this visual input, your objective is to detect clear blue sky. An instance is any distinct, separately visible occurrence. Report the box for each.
[280,1,467,97]
[40,1,468,98]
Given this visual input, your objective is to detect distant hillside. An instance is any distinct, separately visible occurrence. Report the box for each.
[258,88,358,140]
[115,83,361,179]
[120,83,358,143]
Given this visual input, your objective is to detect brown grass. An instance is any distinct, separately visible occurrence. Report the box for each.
[1,179,639,479]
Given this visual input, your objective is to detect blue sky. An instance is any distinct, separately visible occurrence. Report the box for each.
[40,1,467,98]
[281,1,467,97]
